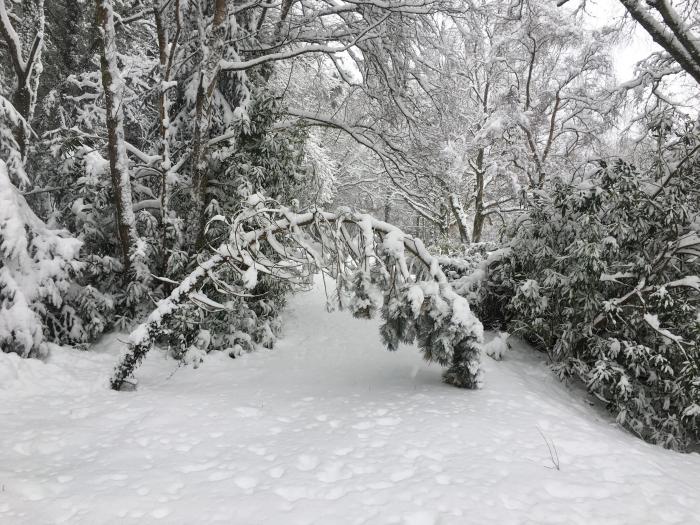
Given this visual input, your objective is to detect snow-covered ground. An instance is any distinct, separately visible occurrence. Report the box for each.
[1,282,700,525]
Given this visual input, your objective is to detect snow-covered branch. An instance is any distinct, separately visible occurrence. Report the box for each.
[111,198,484,391]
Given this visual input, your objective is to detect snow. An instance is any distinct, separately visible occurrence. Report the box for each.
[643,313,683,343]
[241,266,258,289]
[480,331,509,361]
[2,281,700,524]
[406,285,425,317]
[667,275,700,291]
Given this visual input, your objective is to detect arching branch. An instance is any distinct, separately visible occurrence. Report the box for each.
[110,199,484,391]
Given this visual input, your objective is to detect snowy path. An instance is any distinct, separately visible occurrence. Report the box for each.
[1,282,700,524]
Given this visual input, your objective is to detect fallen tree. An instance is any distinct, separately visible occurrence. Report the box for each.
[110,195,484,391]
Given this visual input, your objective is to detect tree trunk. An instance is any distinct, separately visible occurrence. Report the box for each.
[0,0,45,161]
[190,0,228,250]
[449,193,470,243]
[153,0,181,273]
[96,0,138,270]
[190,73,212,251]
[472,149,485,243]
[383,196,392,223]
[10,86,31,159]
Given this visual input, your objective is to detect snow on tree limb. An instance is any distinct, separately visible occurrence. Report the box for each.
[0,0,26,75]
[111,199,484,391]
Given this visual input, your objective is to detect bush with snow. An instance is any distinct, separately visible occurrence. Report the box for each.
[480,331,510,361]
[0,159,83,357]
[483,146,700,449]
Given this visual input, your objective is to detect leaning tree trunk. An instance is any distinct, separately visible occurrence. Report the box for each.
[96,0,138,270]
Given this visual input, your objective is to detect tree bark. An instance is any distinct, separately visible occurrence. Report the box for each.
[449,193,471,243]
[0,0,45,161]
[190,0,228,250]
[153,0,181,272]
[96,0,138,270]
[472,149,485,243]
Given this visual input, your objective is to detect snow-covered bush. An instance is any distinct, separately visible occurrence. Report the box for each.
[480,331,510,361]
[484,146,700,448]
[436,242,507,330]
[167,274,287,360]
[434,241,498,281]
[0,159,83,357]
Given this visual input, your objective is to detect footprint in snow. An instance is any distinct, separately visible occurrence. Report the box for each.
[234,476,258,490]
[150,508,171,519]
[268,466,285,478]
[235,407,261,417]
[248,445,266,455]
[377,417,401,426]
[434,474,451,485]
[367,481,394,490]
[208,471,233,481]
[402,511,438,525]
[390,469,415,482]
[323,486,346,500]
[296,454,320,471]
[165,482,184,494]
[317,461,351,483]
[274,486,310,502]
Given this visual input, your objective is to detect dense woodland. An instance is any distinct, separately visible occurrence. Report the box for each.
[1,0,700,450]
